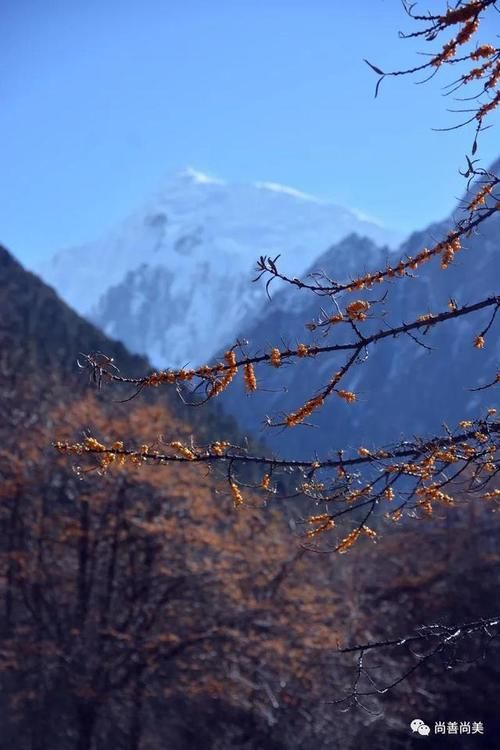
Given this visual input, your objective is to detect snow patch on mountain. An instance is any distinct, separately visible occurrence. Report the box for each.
[178,167,225,185]
[254,181,319,202]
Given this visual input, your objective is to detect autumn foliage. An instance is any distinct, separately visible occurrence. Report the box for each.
[2,2,500,749]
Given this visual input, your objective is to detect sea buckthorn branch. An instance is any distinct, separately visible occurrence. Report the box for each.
[296,418,497,552]
[300,493,381,554]
[79,296,499,413]
[400,1,496,37]
[231,293,497,427]
[458,168,500,222]
[273,346,363,428]
[445,53,500,100]
[470,371,500,391]
[364,1,499,143]
[55,418,498,545]
[54,418,498,473]
[337,616,500,656]
[253,201,499,298]
[77,295,498,433]
[330,615,500,709]
[305,298,376,335]
[476,296,500,339]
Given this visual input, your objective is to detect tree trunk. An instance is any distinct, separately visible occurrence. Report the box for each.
[129,669,145,750]
[76,702,97,750]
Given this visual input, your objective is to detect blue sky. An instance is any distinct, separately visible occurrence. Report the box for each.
[2,0,499,266]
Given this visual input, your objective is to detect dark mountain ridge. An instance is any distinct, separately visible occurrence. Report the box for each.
[0,244,245,446]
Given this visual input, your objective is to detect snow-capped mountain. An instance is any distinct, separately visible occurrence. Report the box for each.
[39,168,403,367]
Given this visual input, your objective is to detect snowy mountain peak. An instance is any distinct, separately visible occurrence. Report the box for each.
[39,169,404,368]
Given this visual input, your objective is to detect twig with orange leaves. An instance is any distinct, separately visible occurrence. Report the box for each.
[76,295,499,423]
[365,0,499,156]
[254,201,499,299]
[56,415,499,555]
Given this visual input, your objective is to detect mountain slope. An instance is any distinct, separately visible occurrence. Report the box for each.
[38,169,402,368]
[1,244,148,378]
[0,244,244,446]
